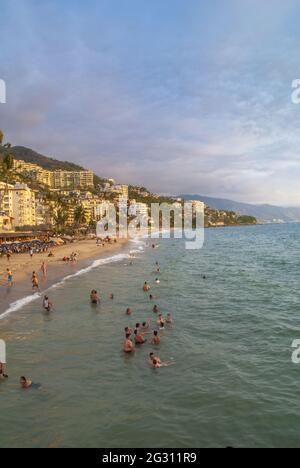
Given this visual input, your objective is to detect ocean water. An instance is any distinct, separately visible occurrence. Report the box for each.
[1,224,300,448]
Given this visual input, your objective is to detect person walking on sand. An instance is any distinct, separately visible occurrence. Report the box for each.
[32,271,40,291]
[6,251,11,262]
[29,248,34,259]
[41,261,47,278]
[6,268,13,287]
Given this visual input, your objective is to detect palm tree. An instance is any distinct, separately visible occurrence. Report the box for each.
[74,205,87,227]
[54,209,68,232]
[0,130,14,176]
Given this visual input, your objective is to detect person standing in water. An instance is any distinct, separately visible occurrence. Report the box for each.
[43,296,53,312]
[90,290,100,304]
[124,334,135,354]
[166,313,174,324]
[32,272,40,291]
[143,282,151,292]
[0,362,8,380]
[6,268,13,287]
[134,329,147,345]
[150,330,161,345]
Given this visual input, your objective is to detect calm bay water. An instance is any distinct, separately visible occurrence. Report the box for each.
[1,224,300,448]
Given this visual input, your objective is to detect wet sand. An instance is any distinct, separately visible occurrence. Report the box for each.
[0,239,128,315]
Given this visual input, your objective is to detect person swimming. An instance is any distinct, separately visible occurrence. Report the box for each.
[90,290,100,304]
[155,278,160,284]
[143,282,151,292]
[151,359,174,368]
[126,308,132,316]
[20,376,33,388]
[148,352,161,366]
[124,334,135,353]
[153,305,159,313]
[110,293,114,300]
[149,295,154,301]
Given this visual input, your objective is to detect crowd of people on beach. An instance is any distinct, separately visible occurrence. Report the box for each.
[0,240,56,258]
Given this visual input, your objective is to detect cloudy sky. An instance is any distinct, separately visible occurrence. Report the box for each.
[1,0,300,205]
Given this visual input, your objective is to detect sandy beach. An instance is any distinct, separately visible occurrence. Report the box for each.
[0,238,128,315]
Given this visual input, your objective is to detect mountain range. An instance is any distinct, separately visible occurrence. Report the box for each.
[180,195,300,224]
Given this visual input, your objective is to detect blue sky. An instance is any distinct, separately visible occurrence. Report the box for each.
[1,0,300,205]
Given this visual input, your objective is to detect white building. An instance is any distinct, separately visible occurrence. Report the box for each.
[11,183,36,227]
[128,202,149,217]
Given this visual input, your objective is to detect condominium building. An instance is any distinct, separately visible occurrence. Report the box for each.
[128,201,149,217]
[0,182,37,228]
[11,183,36,227]
[101,183,129,199]
[190,200,205,211]
[13,159,41,173]
[36,169,54,187]
[81,198,104,224]
[13,159,94,189]
[0,182,14,219]
[52,170,94,189]
[0,211,13,231]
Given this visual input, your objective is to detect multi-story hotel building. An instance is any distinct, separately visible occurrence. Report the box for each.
[13,159,94,189]
[52,170,94,189]
[11,183,36,227]
[0,182,36,228]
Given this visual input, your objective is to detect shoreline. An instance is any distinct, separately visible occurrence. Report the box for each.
[0,238,129,318]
